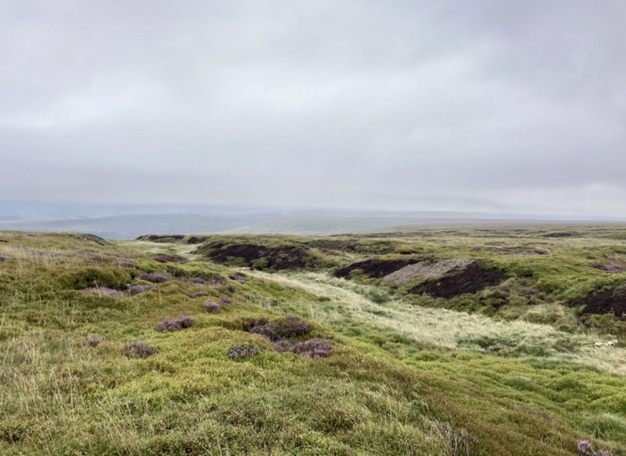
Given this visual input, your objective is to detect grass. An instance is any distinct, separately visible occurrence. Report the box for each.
[247,270,626,375]
[1,229,626,455]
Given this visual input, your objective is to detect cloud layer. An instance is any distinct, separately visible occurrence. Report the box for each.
[2,0,625,217]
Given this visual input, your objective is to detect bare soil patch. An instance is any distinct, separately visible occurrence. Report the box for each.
[409,263,507,299]
[590,262,626,274]
[566,287,626,318]
[383,259,474,285]
[202,243,321,271]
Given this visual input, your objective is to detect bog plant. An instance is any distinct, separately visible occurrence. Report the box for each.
[227,342,262,359]
[138,272,172,283]
[248,315,310,341]
[129,284,155,295]
[123,342,158,358]
[291,338,332,358]
[85,337,103,347]
[203,301,220,313]
[578,440,615,456]
[156,315,195,332]
[245,315,333,358]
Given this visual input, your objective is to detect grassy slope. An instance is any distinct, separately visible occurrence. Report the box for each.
[0,231,625,455]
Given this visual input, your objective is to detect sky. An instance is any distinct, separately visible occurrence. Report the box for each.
[1,0,625,218]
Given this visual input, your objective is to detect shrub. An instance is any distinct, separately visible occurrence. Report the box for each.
[156,319,180,332]
[177,315,195,328]
[208,275,228,285]
[250,323,282,341]
[577,440,615,456]
[156,315,195,332]
[291,339,332,358]
[113,260,140,269]
[219,296,231,305]
[138,272,172,283]
[180,277,208,285]
[227,343,261,359]
[154,254,188,264]
[85,337,103,347]
[248,316,310,341]
[203,301,221,314]
[123,343,157,358]
[129,284,155,295]
[280,315,310,338]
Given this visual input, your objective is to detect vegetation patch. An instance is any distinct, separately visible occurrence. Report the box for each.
[334,257,420,279]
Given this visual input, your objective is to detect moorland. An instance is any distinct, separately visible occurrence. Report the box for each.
[2,224,626,455]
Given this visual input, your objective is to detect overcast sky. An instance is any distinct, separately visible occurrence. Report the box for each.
[1,0,625,217]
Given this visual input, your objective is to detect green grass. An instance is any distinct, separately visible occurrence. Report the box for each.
[1,229,626,455]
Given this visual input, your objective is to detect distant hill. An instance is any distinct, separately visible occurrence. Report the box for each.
[0,213,474,239]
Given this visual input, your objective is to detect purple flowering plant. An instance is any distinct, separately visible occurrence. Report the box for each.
[203,301,221,314]
[180,277,208,285]
[244,315,334,358]
[156,315,195,332]
[138,272,172,283]
[291,339,332,358]
[112,260,140,269]
[129,284,155,295]
[227,342,262,359]
[123,343,157,358]
[85,337,103,347]
[578,440,615,456]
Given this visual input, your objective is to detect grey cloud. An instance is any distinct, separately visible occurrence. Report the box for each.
[1,0,625,217]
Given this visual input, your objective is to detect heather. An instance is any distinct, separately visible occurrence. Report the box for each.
[85,337,103,347]
[227,342,262,359]
[122,342,158,358]
[2,230,626,455]
[137,272,172,283]
[129,284,155,295]
[247,315,310,341]
[156,315,195,332]
[203,301,220,313]
[291,338,332,358]
[112,260,140,269]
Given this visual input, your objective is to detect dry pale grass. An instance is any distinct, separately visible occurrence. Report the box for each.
[115,240,200,259]
[249,270,626,375]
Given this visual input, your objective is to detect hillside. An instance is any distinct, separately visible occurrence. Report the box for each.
[2,228,626,455]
